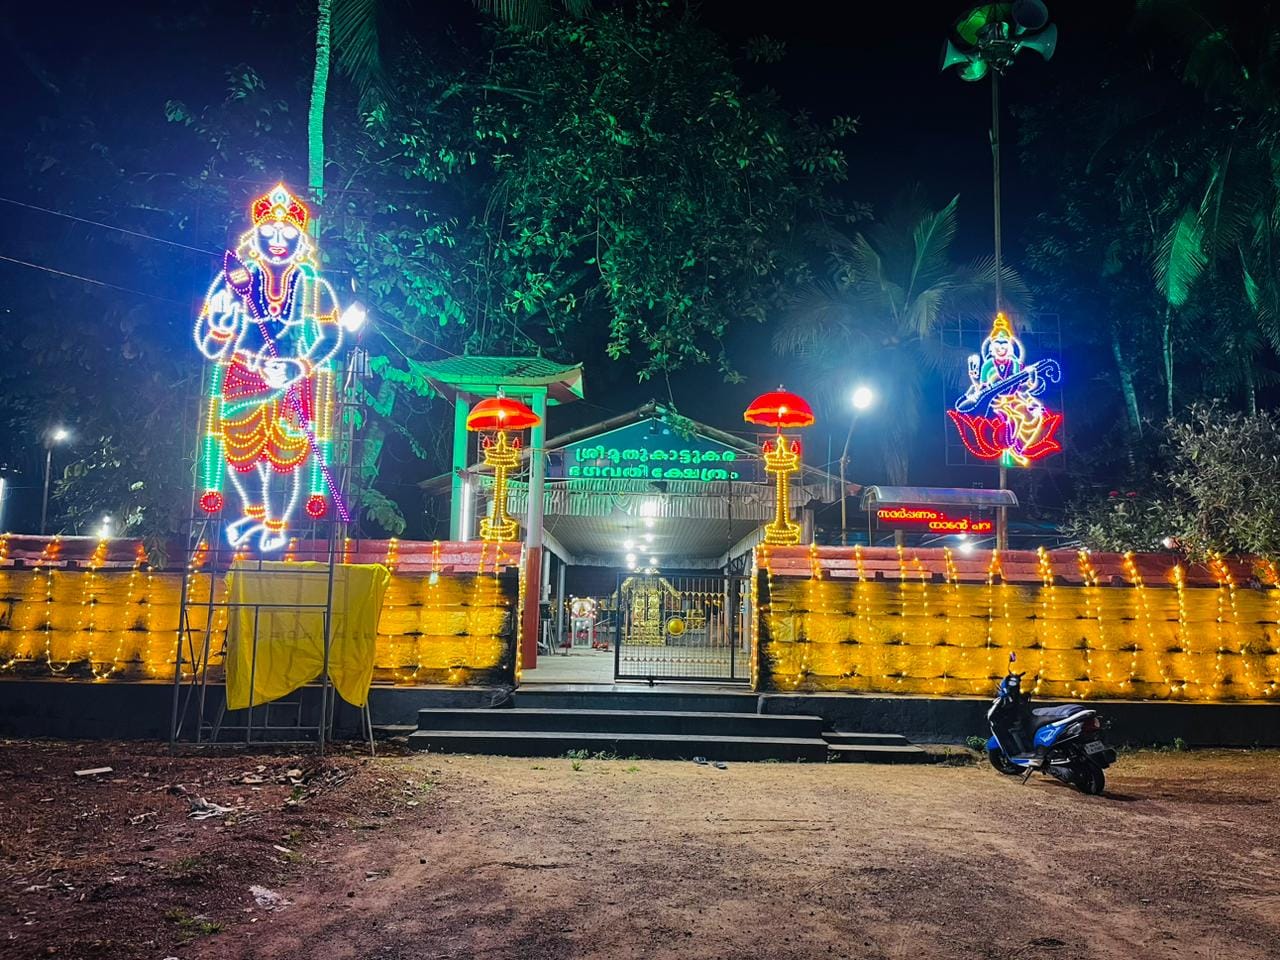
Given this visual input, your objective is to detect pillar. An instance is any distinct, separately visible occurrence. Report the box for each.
[449,397,471,540]
[520,387,549,672]
[556,559,566,651]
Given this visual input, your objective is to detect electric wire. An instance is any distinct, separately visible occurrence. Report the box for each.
[0,252,188,304]
[0,196,223,256]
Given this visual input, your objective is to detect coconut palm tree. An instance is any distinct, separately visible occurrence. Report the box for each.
[773,190,1028,485]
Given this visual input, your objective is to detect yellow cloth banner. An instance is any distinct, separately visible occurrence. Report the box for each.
[225,561,390,710]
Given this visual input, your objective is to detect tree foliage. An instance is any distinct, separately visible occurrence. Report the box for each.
[1066,405,1280,559]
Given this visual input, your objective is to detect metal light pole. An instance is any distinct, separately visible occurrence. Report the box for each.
[40,426,70,537]
[941,1,1057,551]
[839,386,876,546]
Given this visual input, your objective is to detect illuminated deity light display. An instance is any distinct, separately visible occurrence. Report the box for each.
[948,312,1063,467]
[744,388,815,546]
[194,185,365,550]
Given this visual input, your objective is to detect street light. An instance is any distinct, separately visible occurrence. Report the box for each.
[40,426,71,537]
[840,386,876,545]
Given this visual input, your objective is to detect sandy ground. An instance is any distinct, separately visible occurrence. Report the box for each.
[2,742,1278,960]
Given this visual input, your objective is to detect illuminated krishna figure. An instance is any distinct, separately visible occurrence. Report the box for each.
[948,312,1063,467]
[194,184,365,550]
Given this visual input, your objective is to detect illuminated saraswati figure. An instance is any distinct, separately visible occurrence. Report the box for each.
[948,312,1063,467]
[194,184,366,550]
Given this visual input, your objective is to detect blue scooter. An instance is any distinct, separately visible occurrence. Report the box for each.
[985,654,1117,795]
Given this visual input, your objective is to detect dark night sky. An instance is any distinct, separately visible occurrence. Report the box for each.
[0,1,1131,529]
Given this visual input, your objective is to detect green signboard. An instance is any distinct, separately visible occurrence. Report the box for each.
[550,418,747,482]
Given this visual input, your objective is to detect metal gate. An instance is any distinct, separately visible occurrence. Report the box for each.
[612,573,750,682]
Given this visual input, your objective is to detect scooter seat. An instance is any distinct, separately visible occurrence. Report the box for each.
[1030,704,1085,730]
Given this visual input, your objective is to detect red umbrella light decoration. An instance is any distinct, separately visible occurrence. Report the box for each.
[744,387,815,546]
[466,395,541,542]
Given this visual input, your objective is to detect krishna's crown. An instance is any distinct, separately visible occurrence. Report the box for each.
[250,184,309,231]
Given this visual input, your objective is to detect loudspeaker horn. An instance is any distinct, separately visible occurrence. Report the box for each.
[1012,0,1050,31]
[1018,22,1057,61]
[940,37,986,78]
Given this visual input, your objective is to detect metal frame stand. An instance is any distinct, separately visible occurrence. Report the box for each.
[169,348,371,755]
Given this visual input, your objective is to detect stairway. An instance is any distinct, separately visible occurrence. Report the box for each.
[400,688,932,763]
[822,731,931,764]
[407,707,829,761]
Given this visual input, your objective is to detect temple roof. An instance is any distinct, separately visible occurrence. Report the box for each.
[415,356,584,405]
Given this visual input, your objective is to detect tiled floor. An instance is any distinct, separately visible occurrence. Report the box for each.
[522,648,616,683]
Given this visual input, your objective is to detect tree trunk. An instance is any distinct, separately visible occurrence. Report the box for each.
[1244,358,1257,415]
[1110,326,1142,438]
[1162,306,1174,420]
[308,0,332,209]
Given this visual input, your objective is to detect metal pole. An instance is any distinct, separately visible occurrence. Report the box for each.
[556,560,566,653]
[839,415,857,547]
[991,70,1003,314]
[839,455,847,546]
[992,69,1009,551]
[40,446,52,536]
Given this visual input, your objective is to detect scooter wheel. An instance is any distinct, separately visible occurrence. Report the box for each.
[1075,762,1106,795]
[988,748,1020,776]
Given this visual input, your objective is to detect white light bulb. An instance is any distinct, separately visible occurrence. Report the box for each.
[648,556,658,566]
[626,552,636,563]
[852,386,875,410]
[624,539,635,550]
[339,303,368,332]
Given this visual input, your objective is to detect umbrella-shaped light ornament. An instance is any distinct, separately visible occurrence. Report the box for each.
[743,388,816,546]
[466,396,541,542]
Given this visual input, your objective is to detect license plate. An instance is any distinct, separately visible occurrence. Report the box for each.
[1084,740,1106,755]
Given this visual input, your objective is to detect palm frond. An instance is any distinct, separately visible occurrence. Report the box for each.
[1197,148,1255,259]
[904,195,959,305]
[470,0,591,27]
[947,255,1033,320]
[331,0,390,107]
[772,282,850,356]
[901,284,950,339]
[1154,206,1208,308]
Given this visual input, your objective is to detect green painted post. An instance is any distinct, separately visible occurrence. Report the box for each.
[449,397,471,540]
[521,387,549,671]
[525,388,548,550]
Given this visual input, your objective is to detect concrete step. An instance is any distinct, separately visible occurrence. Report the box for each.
[415,708,823,739]
[408,729,829,762]
[826,742,932,764]
[514,686,756,715]
[373,724,415,739]
[822,731,913,747]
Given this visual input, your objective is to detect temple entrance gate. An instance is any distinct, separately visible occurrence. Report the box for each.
[610,572,750,683]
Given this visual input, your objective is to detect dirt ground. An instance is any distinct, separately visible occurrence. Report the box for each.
[2,741,1279,960]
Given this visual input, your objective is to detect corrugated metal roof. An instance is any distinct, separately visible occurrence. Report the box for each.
[859,486,1019,508]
